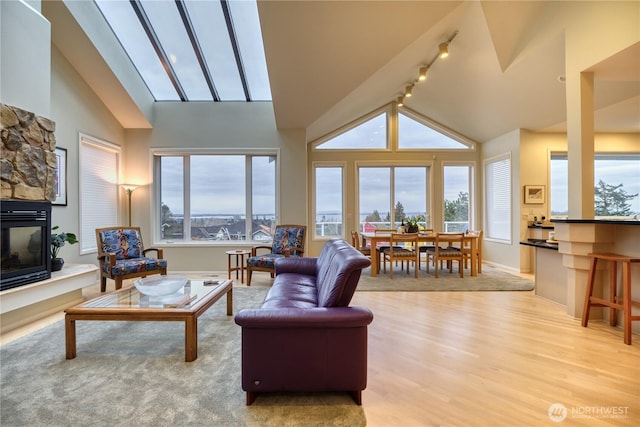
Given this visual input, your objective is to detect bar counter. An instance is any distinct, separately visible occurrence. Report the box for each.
[551,218,640,226]
[550,219,640,338]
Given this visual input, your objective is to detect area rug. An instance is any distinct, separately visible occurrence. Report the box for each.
[356,264,535,292]
[0,287,366,427]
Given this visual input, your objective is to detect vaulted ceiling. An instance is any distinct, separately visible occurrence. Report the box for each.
[258,1,640,143]
[44,1,639,144]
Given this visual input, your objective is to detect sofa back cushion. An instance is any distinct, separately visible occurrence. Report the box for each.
[315,239,371,307]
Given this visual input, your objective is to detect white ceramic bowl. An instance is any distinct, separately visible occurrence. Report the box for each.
[134,275,188,296]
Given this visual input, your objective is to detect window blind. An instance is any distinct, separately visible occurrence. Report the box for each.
[79,135,120,254]
[484,153,511,242]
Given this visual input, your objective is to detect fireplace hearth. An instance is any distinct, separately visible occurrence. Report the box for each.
[1,200,52,291]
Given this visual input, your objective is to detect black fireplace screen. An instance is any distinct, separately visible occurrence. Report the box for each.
[0,200,51,291]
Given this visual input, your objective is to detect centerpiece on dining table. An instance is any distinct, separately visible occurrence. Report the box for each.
[405,215,425,233]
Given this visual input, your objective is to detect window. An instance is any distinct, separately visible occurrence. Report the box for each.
[358,165,429,231]
[154,151,277,242]
[443,164,473,232]
[549,153,568,216]
[79,134,121,254]
[314,165,344,238]
[484,153,511,242]
[314,111,387,150]
[95,0,271,101]
[398,110,472,150]
[550,153,640,217]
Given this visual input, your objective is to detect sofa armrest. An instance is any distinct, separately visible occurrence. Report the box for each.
[274,257,317,276]
[234,306,373,329]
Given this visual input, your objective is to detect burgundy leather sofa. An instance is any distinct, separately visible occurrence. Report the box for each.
[234,238,373,405]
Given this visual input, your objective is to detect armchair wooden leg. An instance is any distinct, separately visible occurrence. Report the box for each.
[100,276,107,292]
[115,277,123,290]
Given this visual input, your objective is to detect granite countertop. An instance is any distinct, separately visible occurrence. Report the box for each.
[552,218,640,226]
[519,238,559,250]
[528,224,554,229]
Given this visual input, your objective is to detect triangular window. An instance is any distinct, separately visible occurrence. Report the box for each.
[315,112,387,150]
[398,111,471,150]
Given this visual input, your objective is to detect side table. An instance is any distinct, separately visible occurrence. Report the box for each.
[227,250,251,284]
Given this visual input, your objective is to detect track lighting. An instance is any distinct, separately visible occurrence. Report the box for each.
[405,85,413,97]
[418,67,428,81]
[390,31,457,106]
[438,42,449,58]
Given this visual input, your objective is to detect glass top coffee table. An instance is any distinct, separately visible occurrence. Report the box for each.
[64,278,233,362]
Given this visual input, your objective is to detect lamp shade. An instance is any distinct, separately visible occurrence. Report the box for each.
[121,184,139,193]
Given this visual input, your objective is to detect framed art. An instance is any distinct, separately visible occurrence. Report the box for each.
[524,185,544,204]
[53,147,67,206]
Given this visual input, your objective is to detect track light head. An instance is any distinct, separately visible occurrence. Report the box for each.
[418,67,428,81]
[439,42,449,58]
[396,96,404,107]
[405,85,413,97]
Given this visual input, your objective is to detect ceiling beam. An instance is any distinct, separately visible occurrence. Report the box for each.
[130,0,187,101]
[175,0,220,101]
[220,0,251,101]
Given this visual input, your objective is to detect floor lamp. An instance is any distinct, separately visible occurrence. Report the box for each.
[120,184,139,226]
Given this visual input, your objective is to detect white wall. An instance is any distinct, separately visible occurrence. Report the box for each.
[0,0,50,117]
[50,46,125,266]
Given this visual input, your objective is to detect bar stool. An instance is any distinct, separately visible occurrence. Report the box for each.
[581,252,640,345]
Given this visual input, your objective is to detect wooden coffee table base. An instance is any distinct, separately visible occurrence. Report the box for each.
[65,280,233,362]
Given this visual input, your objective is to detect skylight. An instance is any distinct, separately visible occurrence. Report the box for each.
[94,0,271,102]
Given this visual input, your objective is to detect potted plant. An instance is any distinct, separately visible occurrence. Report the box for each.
[51,226,78,271]
[405,215,425,233]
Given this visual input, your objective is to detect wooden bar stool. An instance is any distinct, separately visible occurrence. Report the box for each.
[581,252,640,345]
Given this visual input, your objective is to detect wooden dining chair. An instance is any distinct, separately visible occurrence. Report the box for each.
[374,228,401,272]
[417,228,435,269]
[425,232,465,278]
[381,233,420,278]
[350,230,371,257]
[462,230,483,273]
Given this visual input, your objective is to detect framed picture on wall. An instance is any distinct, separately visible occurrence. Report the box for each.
[524,185,544,204]
[53,147,67,206]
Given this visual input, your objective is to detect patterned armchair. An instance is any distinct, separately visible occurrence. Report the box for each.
[95,227,167,292]
[246,224,306,286]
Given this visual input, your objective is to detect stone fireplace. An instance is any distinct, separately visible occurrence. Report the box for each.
[1,103,58,289]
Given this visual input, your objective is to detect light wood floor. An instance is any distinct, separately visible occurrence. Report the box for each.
[2,271,639,426]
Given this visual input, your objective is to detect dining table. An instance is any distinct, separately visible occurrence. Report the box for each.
[361,231,481,277]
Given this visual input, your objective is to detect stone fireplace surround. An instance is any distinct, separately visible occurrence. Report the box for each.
[1,103,57,202]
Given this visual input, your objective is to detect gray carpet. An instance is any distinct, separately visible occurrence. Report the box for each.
[0,287,366,427]
[356,264,535,291]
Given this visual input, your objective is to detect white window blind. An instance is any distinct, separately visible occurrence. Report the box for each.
[484,153,511,242]
[79,134,120,254]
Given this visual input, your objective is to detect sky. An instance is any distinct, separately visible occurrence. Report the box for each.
[551,158,640,214]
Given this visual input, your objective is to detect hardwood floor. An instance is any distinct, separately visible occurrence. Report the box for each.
[2,272,639,426]
[352,290,639,426]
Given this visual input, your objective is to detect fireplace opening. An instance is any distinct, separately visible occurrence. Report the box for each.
[1,200,52,291]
